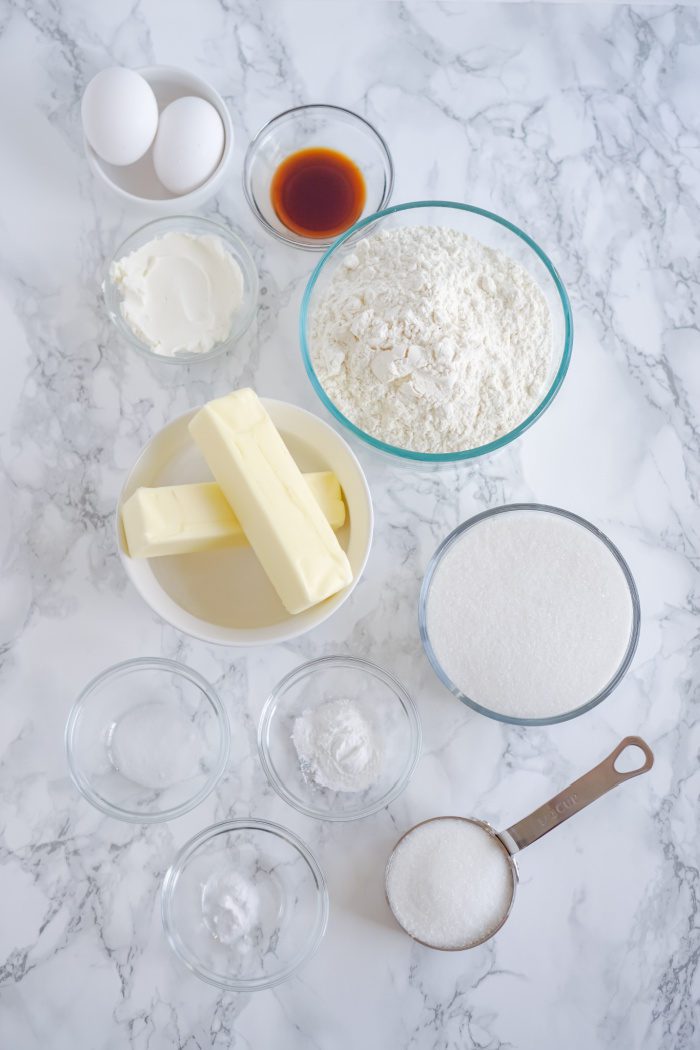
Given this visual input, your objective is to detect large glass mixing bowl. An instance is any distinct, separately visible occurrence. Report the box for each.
[300,200,572,463]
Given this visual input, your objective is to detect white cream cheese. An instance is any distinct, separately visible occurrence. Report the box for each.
[111,232,244,357]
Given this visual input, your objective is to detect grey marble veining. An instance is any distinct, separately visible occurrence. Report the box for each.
[0,1,698,1048]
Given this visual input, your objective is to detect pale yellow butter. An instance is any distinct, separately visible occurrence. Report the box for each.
[189,389,353,614]
[122,472,346,559]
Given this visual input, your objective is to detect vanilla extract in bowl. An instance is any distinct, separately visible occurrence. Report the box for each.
[271,147,366,239]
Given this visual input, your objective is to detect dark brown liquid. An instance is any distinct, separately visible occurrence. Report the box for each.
[271,147,366,239]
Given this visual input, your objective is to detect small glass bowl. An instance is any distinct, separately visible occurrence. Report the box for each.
[300,200,573,462]
[103,215,259,364]
[65,657,230,822]
[258,655,421,821]
[243,104,394,251]
[418,504,641,726]
[161,819,328,990]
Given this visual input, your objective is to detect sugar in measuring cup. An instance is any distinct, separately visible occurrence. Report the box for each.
[385,736,654,950]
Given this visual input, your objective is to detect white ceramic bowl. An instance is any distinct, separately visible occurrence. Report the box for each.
[85,66,234,211]
[117,399,373,645]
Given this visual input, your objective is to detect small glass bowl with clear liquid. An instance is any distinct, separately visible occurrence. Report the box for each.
[65,657,230,823]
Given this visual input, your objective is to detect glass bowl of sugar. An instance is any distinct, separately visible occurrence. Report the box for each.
[258,655,422,821]
[65,657,230,822]
[419,504,641,726]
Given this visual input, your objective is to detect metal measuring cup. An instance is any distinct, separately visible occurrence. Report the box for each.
[386,735,654,951]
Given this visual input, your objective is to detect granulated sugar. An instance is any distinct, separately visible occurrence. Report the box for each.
[108,702,199,789]
[425,508,635,720]
[386,818,514,948]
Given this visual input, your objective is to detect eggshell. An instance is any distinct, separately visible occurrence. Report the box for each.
[81,67,158,167]
[153,96,225,195]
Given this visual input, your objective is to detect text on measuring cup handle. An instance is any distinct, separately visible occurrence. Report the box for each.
[535,792,579,829]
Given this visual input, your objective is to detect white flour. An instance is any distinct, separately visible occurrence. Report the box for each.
[292,697,380,793]
[310,226,552,453]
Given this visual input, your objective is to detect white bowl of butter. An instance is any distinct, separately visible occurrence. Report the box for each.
[116,398,373,645]
[104,215,258,363]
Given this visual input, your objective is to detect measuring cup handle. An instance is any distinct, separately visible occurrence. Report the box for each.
[499,736,654,855]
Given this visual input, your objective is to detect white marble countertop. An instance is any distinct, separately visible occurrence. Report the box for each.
[1,2,698,1047]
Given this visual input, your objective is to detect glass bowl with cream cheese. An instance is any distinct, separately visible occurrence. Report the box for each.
[65,657,230,822]
[104,215,259,363]
[258,655,422,821]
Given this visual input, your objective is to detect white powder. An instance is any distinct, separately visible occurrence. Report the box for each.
[107,702,199,789]
[425,509,635,720]
[386,818,514,948]
[309,226,552,454]
[291,697,381,793]
[201,870,260,950]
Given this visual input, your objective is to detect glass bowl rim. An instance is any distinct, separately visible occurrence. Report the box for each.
[299,199,573,461]
[161,817,329,990]
[102,214,259,364]
[65,656,231,822]
[418,503,641,726]
[257,653,422,821]
[242,102,395,251]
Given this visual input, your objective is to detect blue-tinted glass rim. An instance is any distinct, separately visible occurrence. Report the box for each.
[299,200,573,462]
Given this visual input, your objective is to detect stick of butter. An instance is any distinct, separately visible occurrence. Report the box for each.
[189,389,353,614]
[122,472,346,559]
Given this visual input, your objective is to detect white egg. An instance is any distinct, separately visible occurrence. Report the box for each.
[153,96,225,195]
[81,67,158,167]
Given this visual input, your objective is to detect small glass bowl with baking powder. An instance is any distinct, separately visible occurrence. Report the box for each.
[243,104,394,251]
[258,655,421,821]
[65,657,230,822]
[161,818,328,990]
[103,214,259,364]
